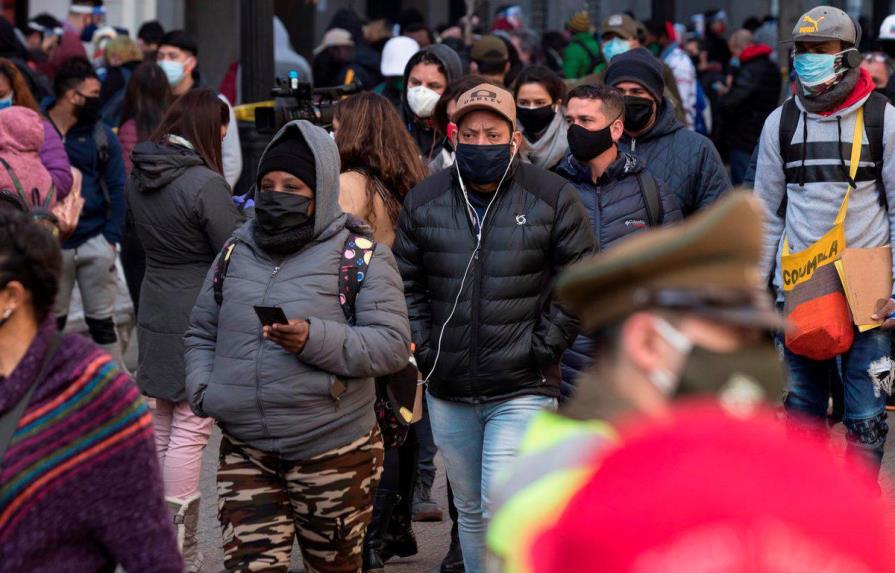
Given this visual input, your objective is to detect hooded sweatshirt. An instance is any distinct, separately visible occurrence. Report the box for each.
[184,120,411,459]
[755,78,895,296]
[402,44,464,161]
[619,97,730,216]
[127,140,243,401]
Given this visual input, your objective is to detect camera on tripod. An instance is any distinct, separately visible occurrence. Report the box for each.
[254,71,362,132]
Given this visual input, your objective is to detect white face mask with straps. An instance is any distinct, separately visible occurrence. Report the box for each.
[420,142,518,386]
[407,85,441,118]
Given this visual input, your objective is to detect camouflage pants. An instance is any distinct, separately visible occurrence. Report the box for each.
[217,427,384,573]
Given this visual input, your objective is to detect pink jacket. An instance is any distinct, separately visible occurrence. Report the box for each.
[0,107,54,207]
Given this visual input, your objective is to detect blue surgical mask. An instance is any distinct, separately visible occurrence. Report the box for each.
[0,93,12,110]
[793,50,852,89]
[602,38,631,63]
[159,59,185,87]
[729,56,740,69]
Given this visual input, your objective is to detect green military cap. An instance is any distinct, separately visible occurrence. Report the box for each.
[557,192,785,331]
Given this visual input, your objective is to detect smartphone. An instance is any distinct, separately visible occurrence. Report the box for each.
[254,305,289,327]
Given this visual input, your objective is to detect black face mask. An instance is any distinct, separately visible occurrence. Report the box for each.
[254,191,313,236]
[77,96,102,125]
[455,143,514,185]
[517,105,556,136]
[567,123,615,162]
[624,96,655,133]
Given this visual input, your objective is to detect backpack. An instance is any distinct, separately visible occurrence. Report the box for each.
[92,123,112,220]
[776,91,887,218]
[0,156,58,231]
[212,224,377,324]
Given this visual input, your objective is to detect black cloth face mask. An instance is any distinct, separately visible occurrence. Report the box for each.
[254,191,313,235]
[623,96,655,133]
[77,95,102,125]
[517,105,556,136]
[567,122,615,162]
[455,143,513,185]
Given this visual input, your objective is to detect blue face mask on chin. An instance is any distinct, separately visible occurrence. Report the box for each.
[0,94,12,110]
[602,38,631,63]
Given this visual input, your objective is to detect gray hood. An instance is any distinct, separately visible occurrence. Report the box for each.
[255,119,344,238]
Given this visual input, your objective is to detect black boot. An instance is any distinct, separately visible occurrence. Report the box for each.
[364,490,398,573]
[440,488,464,573]
[380,499,419,562]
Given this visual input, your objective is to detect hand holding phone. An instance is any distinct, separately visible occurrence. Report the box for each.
[254,305,289,327]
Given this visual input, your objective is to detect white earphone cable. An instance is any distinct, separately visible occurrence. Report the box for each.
[422,144,517,384]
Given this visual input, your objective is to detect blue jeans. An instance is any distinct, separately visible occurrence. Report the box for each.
[780,328,891,471]
[415,398,438,490]
[427,392,557,573]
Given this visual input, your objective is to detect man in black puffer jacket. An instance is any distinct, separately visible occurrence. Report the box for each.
[393,83,593,573]
[606,48,731,217]
[555,84,682,390]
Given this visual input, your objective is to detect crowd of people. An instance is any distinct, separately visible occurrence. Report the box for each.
[2,1,895,573]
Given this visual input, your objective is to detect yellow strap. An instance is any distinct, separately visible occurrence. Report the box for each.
[782,106,865,256]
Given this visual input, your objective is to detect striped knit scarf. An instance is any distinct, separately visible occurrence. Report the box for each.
[0,348,153,536]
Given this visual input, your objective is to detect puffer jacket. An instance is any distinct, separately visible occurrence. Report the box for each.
[0,106,53,205]
[555,150,683,386]
[128,140,243,402]
[184,121,411,460]
[555,151,683,250]
[393,159,595,404]
[619,97,730,217]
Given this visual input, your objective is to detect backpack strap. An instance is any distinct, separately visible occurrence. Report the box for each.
[571,38,600,74]
[213,237,242,306]
[338,231,376,325]
[777,94,887,218]
[635,171,663,226]
[863,90,887,210]
[93,123,112,220]
[776,98,802,218]
[0,156,28,204]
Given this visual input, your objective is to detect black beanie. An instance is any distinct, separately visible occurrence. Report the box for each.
[257,133,317,192]
[604,48,665,103]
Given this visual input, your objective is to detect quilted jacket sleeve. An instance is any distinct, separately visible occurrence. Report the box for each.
[183,262,221,417]
[299,244,411,378]
[693,133,732,213]
[531,183,595,367]
[392,194,436,375]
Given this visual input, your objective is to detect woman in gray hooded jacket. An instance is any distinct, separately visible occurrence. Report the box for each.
[184,120,411,572]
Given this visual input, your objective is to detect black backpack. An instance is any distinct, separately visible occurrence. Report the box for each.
[776,91,887,218]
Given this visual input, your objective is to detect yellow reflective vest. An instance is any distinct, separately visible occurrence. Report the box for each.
[485,411,617,573]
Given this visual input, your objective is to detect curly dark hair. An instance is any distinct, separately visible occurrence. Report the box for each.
[0,208,62,321]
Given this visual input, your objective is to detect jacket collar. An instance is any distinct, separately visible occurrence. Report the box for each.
[557,151,643,185]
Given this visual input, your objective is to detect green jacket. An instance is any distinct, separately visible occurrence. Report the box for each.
[563,32,604,79]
